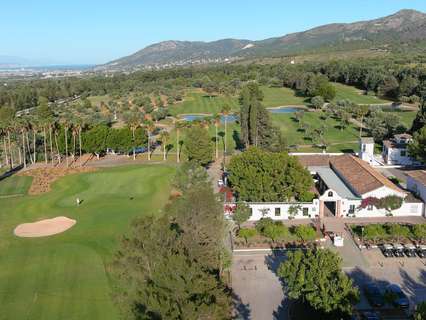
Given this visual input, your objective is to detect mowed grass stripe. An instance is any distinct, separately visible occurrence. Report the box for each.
[0,175,32,196]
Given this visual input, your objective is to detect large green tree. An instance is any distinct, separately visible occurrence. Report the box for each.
[184,125,213,166]
[278,249,359,316]
[228,147,313,202]
[408,126,426,164]
[112,175,231,320]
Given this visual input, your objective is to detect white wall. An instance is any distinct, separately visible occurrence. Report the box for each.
[360,142,375,164]
[351,201,423,218]
[384,147,416,165]
[362,186,406,199]
[224,201,319,221]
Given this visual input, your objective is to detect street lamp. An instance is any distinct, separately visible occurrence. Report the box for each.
[361,226,365,249]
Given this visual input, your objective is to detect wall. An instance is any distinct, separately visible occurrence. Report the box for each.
[362,186,406,199]
[351,201,423,218]
[384,147,416,165]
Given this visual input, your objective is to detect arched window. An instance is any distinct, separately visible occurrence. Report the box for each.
[328,191,333,197]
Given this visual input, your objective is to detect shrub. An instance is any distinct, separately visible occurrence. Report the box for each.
[362,224,387,242]
[413,224,426,242]
[293,225,316,242]
[263,223,289,242]
[238,228,257,244]
[385,224,410,241]
[255,218,274,234]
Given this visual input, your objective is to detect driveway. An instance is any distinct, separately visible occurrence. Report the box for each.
[232,251,287,320]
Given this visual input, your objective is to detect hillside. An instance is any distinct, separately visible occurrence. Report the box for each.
[101,9,426,69]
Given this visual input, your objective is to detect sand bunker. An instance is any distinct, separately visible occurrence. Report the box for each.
[14,216,76,238]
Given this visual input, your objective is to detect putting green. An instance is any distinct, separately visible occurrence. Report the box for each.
[0,164,175,320]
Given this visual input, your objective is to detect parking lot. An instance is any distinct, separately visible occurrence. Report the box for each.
[231,251,287,320]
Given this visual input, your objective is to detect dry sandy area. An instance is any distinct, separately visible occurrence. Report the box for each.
[14,216,76,238]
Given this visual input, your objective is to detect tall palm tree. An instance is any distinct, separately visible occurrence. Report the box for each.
[144,120,155,161]
[60,117,70,167]
[159,130,170,161]
[126,112,142,161]
[221,104,231,156]
[0,126,8,168]
[213,114,221,159]
[174,119,183,163]
[6,122,14,169]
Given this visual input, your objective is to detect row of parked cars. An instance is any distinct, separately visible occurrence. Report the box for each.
[380,243,426,258]
[364,283,409,309]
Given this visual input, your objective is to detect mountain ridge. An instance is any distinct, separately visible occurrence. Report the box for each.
[102,9,426,69]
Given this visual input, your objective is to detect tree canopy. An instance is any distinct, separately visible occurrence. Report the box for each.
[278,249,359,316]
[228,147,314,202]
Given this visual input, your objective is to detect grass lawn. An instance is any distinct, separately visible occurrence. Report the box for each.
[261,86,308,107]
[384,110,417,129]
[0,175,32,196]
[0,164,175,320]
[169,92,239,116]
[87,95,110,107]
[332,83,390,105]
[272,112,360,153]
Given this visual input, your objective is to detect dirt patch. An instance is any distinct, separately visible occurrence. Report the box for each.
[14,216,76,238]
[19,167,96,195]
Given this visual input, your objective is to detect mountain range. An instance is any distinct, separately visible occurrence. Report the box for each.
[102,9,426,69]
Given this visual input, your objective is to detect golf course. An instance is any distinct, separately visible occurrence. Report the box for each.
[0,164,175,319]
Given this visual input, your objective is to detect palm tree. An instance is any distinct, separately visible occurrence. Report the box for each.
[221,104,231,156]
[60,117,70,167]
[174,119,184,163]
[144,120,155,161]
[125,112,142,161]
[213,114,220,159]
[0,126,8,168]
[159,130,170,161]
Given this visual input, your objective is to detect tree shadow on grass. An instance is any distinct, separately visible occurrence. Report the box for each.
[0,164,23,182]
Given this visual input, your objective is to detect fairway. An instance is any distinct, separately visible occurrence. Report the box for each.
[261,86,308,107]
[169,92,239,116]
[272,112,360,152]
[0,175,32,196]
[332,83,390,104]
[0,164,175,320]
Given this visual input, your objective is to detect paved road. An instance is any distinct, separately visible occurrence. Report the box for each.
[232,252,287,320]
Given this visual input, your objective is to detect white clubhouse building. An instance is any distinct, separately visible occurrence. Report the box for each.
[225,154,424,221]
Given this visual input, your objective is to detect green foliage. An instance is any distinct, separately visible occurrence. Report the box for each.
[414,301,426,320]
[263,223,289,242]
[239,82,285,151]
[255,217,275,234]
[278,249,359,315]
[288,205,302,219]
[362,224,387,241]
[228,147,313,202]
[311,96,325,109]
[233,203,252,228]
[173,161,210,193]
[238,228,257,244]
[184,126,213,166]
[413,224,426,241]
[293,225,317,242]
[385,223,410,241]
[409,126,426,164]
[113,183,231,320]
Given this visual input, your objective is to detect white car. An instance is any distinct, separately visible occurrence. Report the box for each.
[217,179,224,187]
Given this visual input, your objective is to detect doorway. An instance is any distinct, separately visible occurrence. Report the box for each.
[324,201,336,217]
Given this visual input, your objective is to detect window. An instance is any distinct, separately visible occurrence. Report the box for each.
[328,191,333,197]
[362,144,366,152]
[275,208,281,217]
[349,205,355,214]
[400,150,406,157]
[249,208,253,217]
[303,208,309,216]
[367,205,373,211]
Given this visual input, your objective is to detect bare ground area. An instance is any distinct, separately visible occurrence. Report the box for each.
[19,166,96,195]
[14,216,76,238]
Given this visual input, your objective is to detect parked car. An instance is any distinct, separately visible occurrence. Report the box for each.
[127,147,147,156]
[417,245,426,258]
[392,243,405,257]
[384,284,409,309]
[381,244,394,257]
[217,179,224,187]
[360,311,381,320]
[364,283,385,307]
[403,243,417,257]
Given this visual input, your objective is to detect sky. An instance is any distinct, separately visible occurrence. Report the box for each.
[1,0,426,65]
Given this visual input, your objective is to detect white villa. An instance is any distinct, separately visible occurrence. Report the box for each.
[225,154,424,221]
[382,133,419,166]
